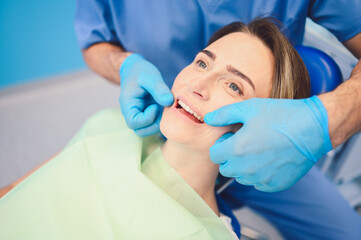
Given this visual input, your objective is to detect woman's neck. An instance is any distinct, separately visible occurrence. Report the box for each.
[161,140,220,215]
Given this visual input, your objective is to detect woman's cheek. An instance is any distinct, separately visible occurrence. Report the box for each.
[172,67,192,86]
[159,107,176,139]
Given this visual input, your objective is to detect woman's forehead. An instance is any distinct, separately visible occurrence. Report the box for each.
[206,32,272,65]
[206,32,274,96]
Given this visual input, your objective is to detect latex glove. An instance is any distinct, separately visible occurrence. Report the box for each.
[119,54,174,137]
[204,96,332,192]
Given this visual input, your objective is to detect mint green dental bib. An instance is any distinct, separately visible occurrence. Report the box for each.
[0,109,235,240]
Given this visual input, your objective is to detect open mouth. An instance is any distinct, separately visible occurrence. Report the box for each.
[176,99,204,124]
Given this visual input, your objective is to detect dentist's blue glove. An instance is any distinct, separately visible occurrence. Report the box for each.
[119,54,174,137]
[204,96,332,192]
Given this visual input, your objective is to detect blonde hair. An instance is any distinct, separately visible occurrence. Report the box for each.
[208,18,310,99]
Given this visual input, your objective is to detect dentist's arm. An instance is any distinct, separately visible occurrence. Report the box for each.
[321,32,361,147]
[82,42,131,84]
[319,59,361,147]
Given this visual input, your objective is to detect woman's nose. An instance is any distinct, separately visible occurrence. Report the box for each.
[189,73,215,100]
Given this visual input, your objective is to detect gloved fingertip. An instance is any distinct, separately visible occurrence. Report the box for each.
[209,144,228,165]
[209,154,226,165]
[160,93,174,106]
[204,110,229,126]
[204,112,215,124]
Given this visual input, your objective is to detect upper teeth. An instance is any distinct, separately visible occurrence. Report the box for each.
[178,99,203,122]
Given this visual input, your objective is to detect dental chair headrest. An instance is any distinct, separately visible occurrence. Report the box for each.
[296,46,342,96]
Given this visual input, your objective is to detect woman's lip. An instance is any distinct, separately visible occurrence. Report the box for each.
[171,104,204,125]
[176,95,203,120]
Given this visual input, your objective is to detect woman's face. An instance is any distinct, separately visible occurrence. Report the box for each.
[160,32,274,152]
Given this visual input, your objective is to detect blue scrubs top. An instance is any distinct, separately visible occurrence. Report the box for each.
[75,0,361,87]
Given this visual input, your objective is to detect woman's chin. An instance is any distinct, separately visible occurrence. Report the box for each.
[160,116,191,143]
[160,121,213,153]
[160,107,231,151]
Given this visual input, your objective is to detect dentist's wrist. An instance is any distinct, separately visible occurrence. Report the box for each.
[82,42,132,84]
[306,96,332,161]
[109,51,132,83]
[318,76,360,148]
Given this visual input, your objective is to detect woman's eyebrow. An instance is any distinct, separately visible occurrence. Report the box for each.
[227,65,255,90]
[199,49,255,90]
[200,50,216,60]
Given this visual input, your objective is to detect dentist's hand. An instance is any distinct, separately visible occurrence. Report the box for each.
[119,54,174,136]
[204,96,332,192]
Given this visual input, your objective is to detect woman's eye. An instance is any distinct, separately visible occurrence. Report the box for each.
[228,82,243,95]
[197,60,207,69]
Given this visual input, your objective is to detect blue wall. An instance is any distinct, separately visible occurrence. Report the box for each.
[0,0,86,89]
